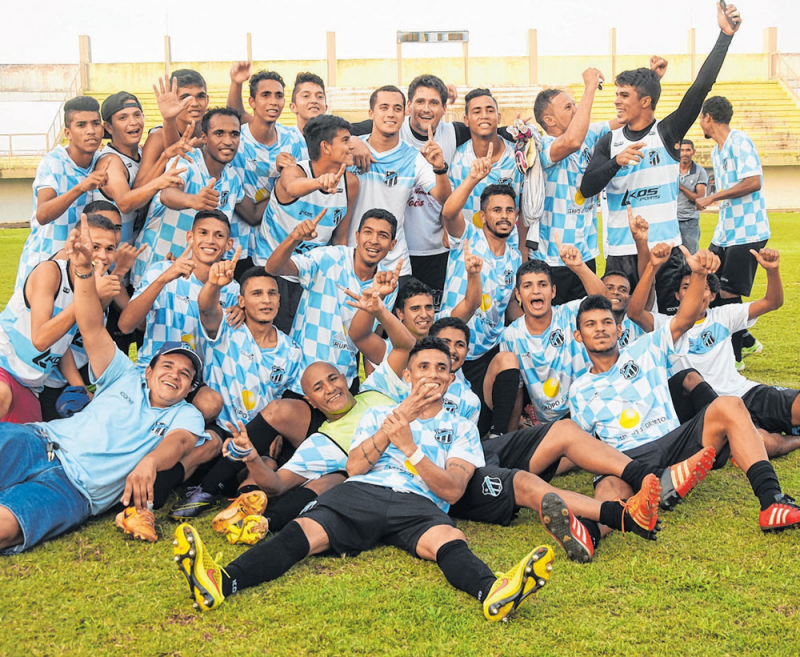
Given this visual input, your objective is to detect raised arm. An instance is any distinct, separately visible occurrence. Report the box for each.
[101,153,186,214]
[198,247,241,338]
[265,208,327,277]
[627,242,673,332]
[227,62,253,125]
[746,248,783,319]
[420,126,452,205]
[554,232,608,298]
[547,68,604,164]
[669,247,720,343]
[450,240,484,322]
[440,144,493,238]
[35,160,109,225]
[160,175,218,212]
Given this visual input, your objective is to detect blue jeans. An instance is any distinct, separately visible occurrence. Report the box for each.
[0,423,90,554]
[679,218,701,255]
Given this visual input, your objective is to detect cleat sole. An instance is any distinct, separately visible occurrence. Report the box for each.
[540,494,592,564]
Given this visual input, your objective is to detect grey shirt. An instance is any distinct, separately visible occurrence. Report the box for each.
[677,162,709,221]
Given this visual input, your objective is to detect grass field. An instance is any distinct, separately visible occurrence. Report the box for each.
[1,214,799,656]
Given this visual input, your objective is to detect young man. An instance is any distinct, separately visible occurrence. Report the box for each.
[254,114,360,333]
[346,85,452,280]
[602,269,646,349]
[676,139,708,255]
[288,72,328,157]
[696,96,769,368]
[15,97,108,290]
[569,247,800,534]
[173,339,555,621]
[0,214,209,554]
[579,2,742,309]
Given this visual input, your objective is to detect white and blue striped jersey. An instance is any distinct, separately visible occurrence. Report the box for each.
[0,259,77,391]
[348,406,485,511]
[438,220,521,359]
[290,245,396,386]
[500,300,590,422]
[347,137,437,276]
[605,121,680,256]
[710,130,770,248]
[536,123,608,265]
[131,260,240,369]
[132,149,244,285]
[92,144,142,246]
[569,323,687,451]
[16,146,100,290]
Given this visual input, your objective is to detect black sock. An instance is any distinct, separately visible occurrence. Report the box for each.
[741,330,756,349]
[436,539,497,602]
[689,381,718,414]
[237,484,261,496]
[576,517,602,548]
[620,461,651,492]
[598,501,626,533]
[746,460,782,511]
[221,520,310,596]
[265,488,318,532]
[490,369,521,435]
[731,329,745,362]
[152,463,185,510]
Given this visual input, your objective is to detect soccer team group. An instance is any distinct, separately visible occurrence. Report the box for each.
[2,2,798,622]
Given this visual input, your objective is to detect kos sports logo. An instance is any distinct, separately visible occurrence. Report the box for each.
[621,188,660,206]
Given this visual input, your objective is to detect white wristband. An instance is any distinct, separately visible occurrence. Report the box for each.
[408,447,425,466]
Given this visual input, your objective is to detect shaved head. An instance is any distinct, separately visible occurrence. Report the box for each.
[301,361,340,394]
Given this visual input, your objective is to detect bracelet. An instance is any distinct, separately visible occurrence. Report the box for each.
[408,447,425,466]
[73,265,95,279]
[360,442,375,466]
[432,163,449,175]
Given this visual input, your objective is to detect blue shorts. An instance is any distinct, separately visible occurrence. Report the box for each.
[0,423,90,554]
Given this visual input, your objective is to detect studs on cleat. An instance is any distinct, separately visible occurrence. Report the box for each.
[174,555,180,562]
[173,539,178,546]
[188,549,196,557]
[546,563,553,572]
[489,605,499,615]
[542,515,551,523]
[525,565,532,575]
[538,578,546,587]
[193,602,199,609]
[561,508,569,517]
[204,597,212,607]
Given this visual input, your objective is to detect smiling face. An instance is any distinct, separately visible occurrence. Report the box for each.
[324,128,355,167]
[542,92,578,135]
[240,274,280,325]
[480,193,516,240]
[105,106,145,149]
[65,111,103,155]
[676,275,715,315]
[403,348,454,396]
[464,94,499,138]
[146,353,196,408]
[432,327,469,373]
[516,271,556,320]
[203,114,240,165]
[574,308,621,356]
[397,293,434,340]
[603,274,631,314]
[355,217,395,268]
[291,82,327,122]
[614,85,648,126]
[89,227,119,271]
[176,85,209,126]
[369,91,405,137]
[302,362,355,417]
[408,85,446,135]
[187,217,233,266]
[250,78,285,125]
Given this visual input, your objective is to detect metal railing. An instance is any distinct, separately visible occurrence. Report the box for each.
[776,55,800,101]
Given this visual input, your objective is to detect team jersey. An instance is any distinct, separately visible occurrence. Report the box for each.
[92,144,142,246]
[253,160,349,281]
[0,259,77,391]
[131,260,240,369]
[289,126,308,160]
[16,146,100,290]
[605,120,681,256]
[348,405,485,511]
[197,319,304,431]
[400,118,457,256]
[651,305,758,397]
[438,220,521,358]
[36,349,208,515]
[361,359,481,424]
[500,300,590,422]
[569,322,688,451]
[132,148,244,285]
[535,123,608,265]
[618,314,647,349]
[230,123,304,259]
[347,137,437,276]
[710,130,770,248]
[290,245,397,386]
[280,390,393,481]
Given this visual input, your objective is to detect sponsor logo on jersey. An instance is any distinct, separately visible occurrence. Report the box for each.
[270,365,285,385]
[383,171,398,187]
[619,408,640,429]
[621,188,661,206]
[434,428,453,445]
[549,329,565,348]
[120,391,134,405]
[620,360,640,380]
[481,476,503,497]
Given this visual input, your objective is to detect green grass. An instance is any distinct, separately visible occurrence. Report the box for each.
[2,214,800,655]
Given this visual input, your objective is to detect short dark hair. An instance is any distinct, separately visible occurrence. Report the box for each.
[615,68,661,110]
[358,208,397,239]
[430,316,470,345]
[576,294,614,329]
[201,107,241,134]
[84,199,120,216]
[291,72,326,102]
[464,88,496,111]
[701,96,734,125]
[533,89,563,129]
[516,259,552,287]
[85,213,118,233]
[369,85,406,110]
[304,115,352,161]
[480,183,516,212]
[673,265,721,296]
[64,96,100,127]
[408,75,448,105]
[408,336,452,369]
[680,139,695,149]
[193,209,231,233]
[238,266,278,293]
[170,69,206,90]
[250,70,286,99]
[601,269,633,289]
[394,278,434,313]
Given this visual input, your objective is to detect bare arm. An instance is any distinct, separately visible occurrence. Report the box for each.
[57,348,86,388]
[227,62,253,125]
[265,209,327,277]
[26,262,76,352]
[679,182,706,204]
[669,247,721,343]
[440,144,494,238]
[747,248,783,319]
[548,68,604,164]
[35,160,109,225]
[450,240,483,322]
[100,153,185,214]
[697,176,759,209]
[198,250,241,337]
[554,233,608,298]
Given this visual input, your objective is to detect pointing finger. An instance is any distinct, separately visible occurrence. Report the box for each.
[679,245,691,260]
[231,245,242,267]
[312,208,328,225]
[180,243,193,259]
[393,259,403,279]
[486,142,494,161]
[428,125,434,141]
[335,162,346,182]
[464,239,470,259]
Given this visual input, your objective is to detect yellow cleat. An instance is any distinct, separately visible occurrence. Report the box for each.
[225,515,269,545]
[114,506,158,543]
[483,546,554,622]
[172,523,225,611]
[211,490,268,534]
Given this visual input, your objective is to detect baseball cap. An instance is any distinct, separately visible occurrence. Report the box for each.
[101,91,142,123]
[153,341,203,386]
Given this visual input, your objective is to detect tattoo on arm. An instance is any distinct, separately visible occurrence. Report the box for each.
[360,442,375,466]
[446,461,472,478]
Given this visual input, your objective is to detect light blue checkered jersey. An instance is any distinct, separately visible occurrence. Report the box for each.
[348,406,484,511]
[710,130,770,247]
[618,314,647,349]
[16,146,100,291]
[569,322,687,451]
[605,121,681,256]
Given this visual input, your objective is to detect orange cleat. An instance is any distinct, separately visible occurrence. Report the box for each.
[115,506,158,542]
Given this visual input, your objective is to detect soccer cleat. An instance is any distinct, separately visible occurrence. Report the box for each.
[735,360,745,372]
[741,339,763,359]
[659,446,716,511]
[225,515,269,545]
[212,490,268,534]
[169,485,218,520]
[539,493,593,564]
[620,473,662,540]
[114,506,158,542]
[759,494,800,533]
[172,523,226,611]
[483,546,554,622]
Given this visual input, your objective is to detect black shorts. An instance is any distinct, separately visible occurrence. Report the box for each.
[300,481,455,557]
[410,251,449,310]
[281,390,327,436]
[742,384,799,435]
[550,259,596,306]
[274,277,304,336]
[448,466,521,526]
[482,424,558,482]
[709,239,768,297]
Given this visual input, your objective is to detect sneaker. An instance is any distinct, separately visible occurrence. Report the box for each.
[741,339,763,359]
[169,485,218,520]
[735,360,745,372]
[660,446,716,510]
[483,546,554,622]
[620,473,662,540]
[172,523,226,611]
[114,506,158,542]
[212,490,268,534]
[539,493,593,564]
[759,494,800,533]
[225,515,269,545]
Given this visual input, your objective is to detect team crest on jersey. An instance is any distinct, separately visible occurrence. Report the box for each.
[619,328,631,347]
[582,146,592,164]
[443,398,457,413]
[481,476,503,497]
[620,360,640,380]
[434,428,453,445]
[700,330,716,348]
[383,171,398,187]
[150,422,169,438]
[219,190,229,207]
[270,365,285,385]
[333,208,344,224]
[504,269,514,287]
[648,150,661,167]
[549,329,565,348]
[498,177,513,186]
